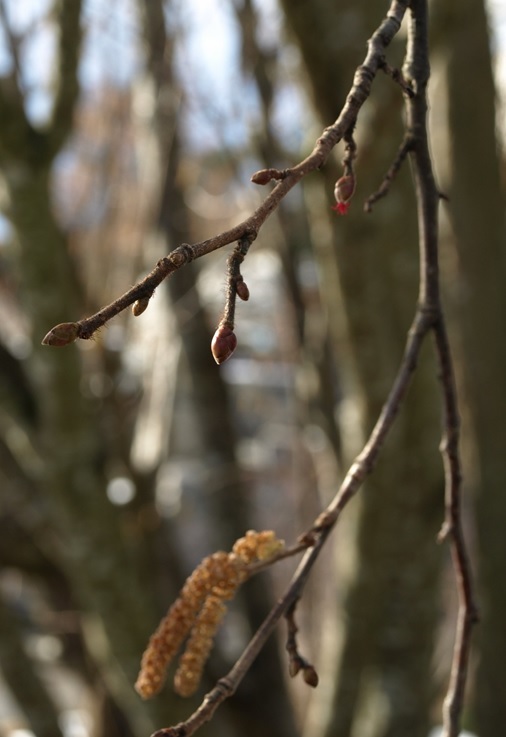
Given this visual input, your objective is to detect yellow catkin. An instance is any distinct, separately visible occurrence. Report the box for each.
[233,529,284,563]
[174,596,227,697]
[135,552,231,698]
[135,531,284,699]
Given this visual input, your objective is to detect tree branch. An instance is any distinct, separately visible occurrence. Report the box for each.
[42,0,409,346]
[404,3,478,736]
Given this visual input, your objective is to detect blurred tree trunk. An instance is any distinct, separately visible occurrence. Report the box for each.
[0,591,63,737]
[438,0,506,732]
[0,4,185,734]
[279,3,444,736]
[234,0,343,463]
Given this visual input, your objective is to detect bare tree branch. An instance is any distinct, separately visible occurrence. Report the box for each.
[40,1,477,736]
[42,0,408,345]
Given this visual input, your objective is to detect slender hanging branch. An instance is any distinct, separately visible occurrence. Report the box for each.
[402,7,479,737]
[41,1,476,736]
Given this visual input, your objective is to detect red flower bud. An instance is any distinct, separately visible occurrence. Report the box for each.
[211,324,237,364]
[332,174,355,215]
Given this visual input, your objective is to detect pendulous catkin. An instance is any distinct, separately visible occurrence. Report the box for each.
[135,530,284,699]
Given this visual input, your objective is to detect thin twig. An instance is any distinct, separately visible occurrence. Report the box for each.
[379,57,415,97]
[434,318,479,737]
[404,2,478,735]
[221,235,253,328]
[285,599,319,686]
[364,133,414,213]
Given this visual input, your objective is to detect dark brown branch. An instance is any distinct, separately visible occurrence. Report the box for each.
[42,0,409,346]
[221,236,254,328]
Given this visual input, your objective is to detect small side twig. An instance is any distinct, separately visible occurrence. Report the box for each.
[364,133,414,213]
[210,235,253,364]
[378,57,415,97]
[285,599,319,687]
[435,317,479,735]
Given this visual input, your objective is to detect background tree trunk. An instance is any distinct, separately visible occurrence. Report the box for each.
[437,0,506,732]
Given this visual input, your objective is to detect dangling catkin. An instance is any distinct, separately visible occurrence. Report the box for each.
[135,530,284,699]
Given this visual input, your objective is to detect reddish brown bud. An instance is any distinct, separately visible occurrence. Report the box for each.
[251,168,275,185]
[332,174,356,215]
[302,665,319,688]
[211,324,237,365]
[289,659,302,678]
[42,322,80,347]
[236,279,250,301]
[132,296,150,316]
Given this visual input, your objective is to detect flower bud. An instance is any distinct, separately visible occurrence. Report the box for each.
[42,322,80,347]
[251,169,274,185]
[211,324,237,365]
[132,296,150,316]
[289,659,302,678]
[332,174,356,215]
[302,665,319,688]
[236,279,250,301]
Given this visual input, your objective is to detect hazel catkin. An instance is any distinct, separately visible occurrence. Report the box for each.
[135,531,284,699]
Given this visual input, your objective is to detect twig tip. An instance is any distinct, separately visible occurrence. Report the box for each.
[41,322,80,347]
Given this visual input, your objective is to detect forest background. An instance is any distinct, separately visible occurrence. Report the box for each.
[0,2,505,737]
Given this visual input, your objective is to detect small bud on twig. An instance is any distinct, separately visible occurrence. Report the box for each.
[41,322,80,347]
[289,658,302,678]
[236,279,250,301]
[250,168,286,185]
[132,296,151,316]
[211,324,237,365]
[302,665,319,688]
[332,174,356,215]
